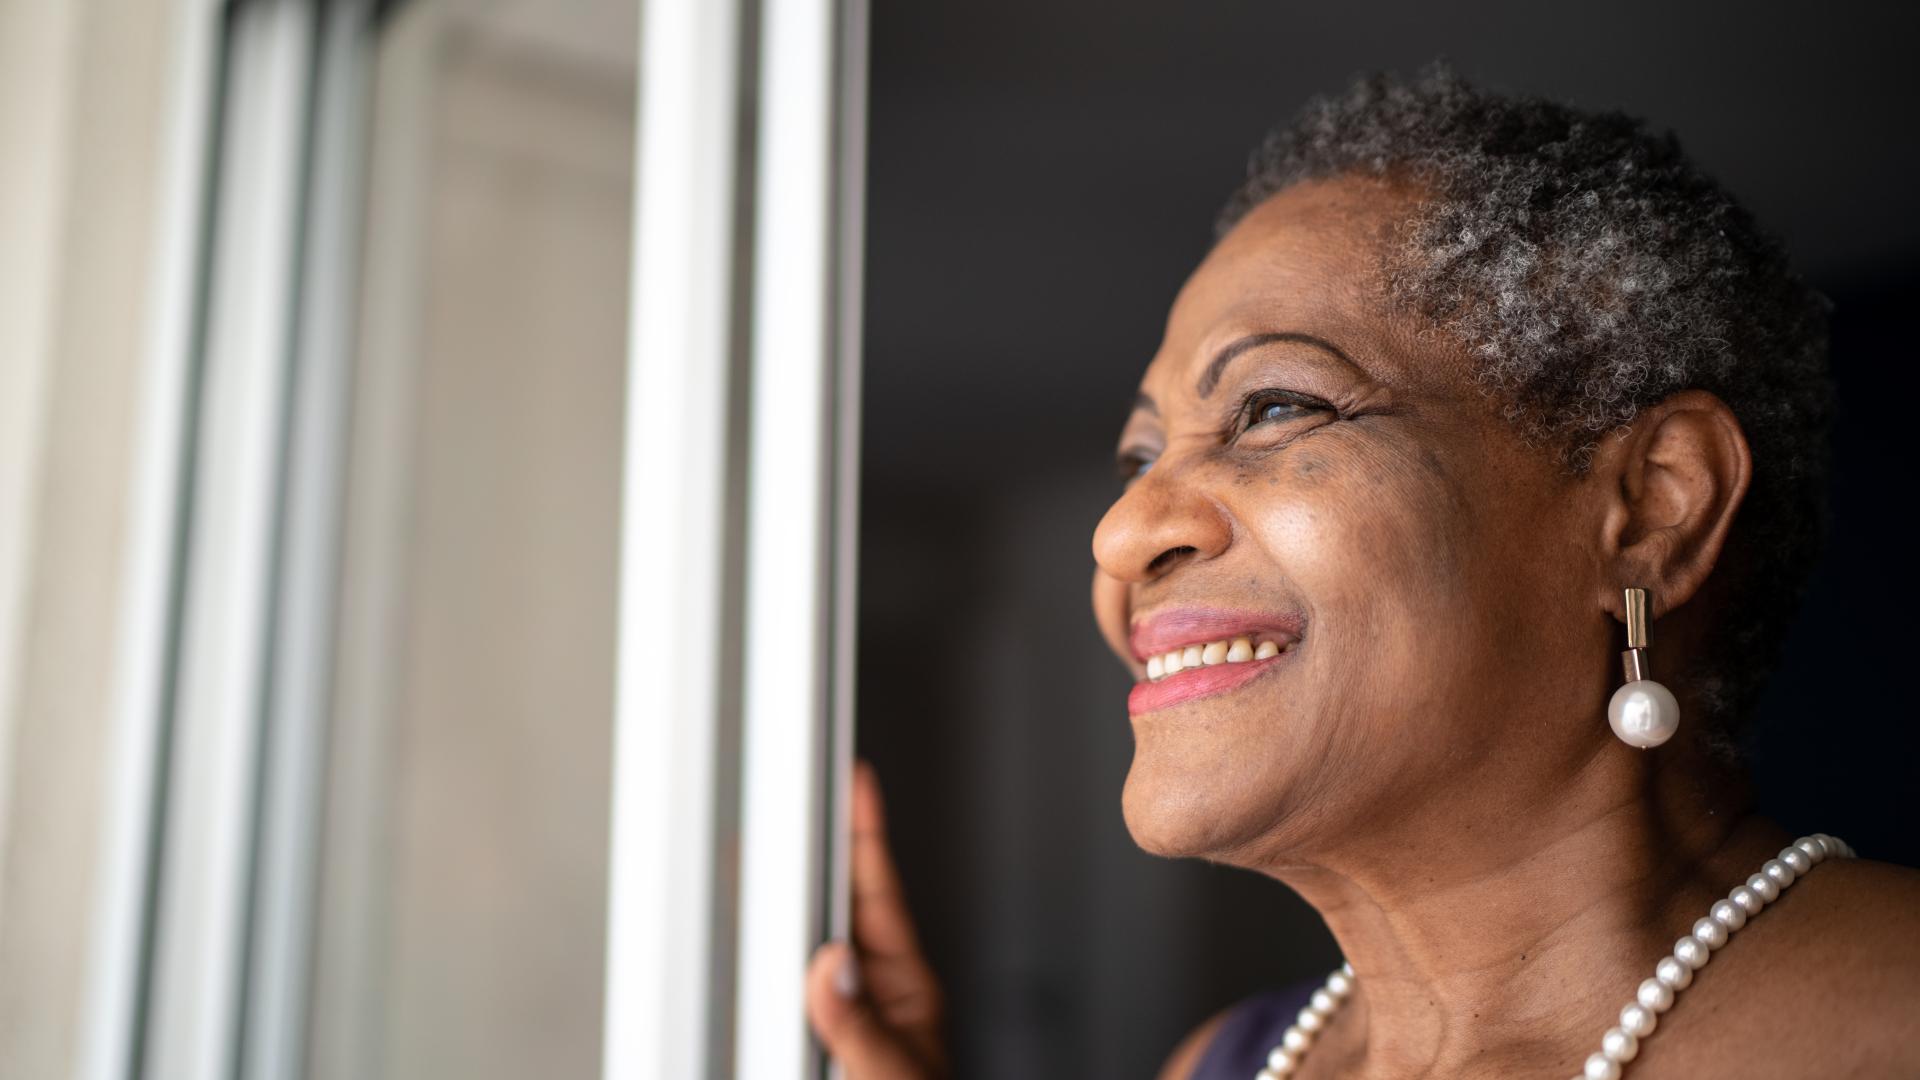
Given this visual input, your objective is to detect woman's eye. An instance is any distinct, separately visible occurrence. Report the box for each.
[1114,452,1154,483]
[1238,390,1326,433]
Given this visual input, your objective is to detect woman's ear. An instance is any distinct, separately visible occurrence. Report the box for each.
[1589,389,1753,619]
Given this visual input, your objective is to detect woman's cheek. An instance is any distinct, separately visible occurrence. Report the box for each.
[1248,439,1468,602]
[1245,441,1475,695]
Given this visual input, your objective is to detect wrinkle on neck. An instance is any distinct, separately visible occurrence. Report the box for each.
[1245,744,1770,1077]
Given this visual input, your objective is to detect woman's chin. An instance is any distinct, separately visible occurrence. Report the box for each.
[1120,755,1271,860]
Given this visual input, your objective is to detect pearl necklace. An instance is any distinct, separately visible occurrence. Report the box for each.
[1254,834,1855,1080]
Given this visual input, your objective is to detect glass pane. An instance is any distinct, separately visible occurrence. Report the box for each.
[307,2,637,1077]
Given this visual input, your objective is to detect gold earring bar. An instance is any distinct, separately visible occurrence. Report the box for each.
[1622,587,1650,682]
[1624,587,1649,649]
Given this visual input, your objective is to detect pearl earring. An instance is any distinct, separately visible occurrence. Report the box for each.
[1607,587,1680,748]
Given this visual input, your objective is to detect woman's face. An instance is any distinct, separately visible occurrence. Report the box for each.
[1091,177,1618,866]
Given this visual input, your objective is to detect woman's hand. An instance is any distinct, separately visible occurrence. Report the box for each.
[804,759,950,1078]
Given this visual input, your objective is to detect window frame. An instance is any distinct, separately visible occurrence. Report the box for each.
[72,0,871,1076]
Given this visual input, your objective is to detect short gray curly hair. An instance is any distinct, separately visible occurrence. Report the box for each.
[1216,65,1834,745]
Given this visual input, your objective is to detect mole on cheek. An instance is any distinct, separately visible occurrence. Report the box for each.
[1291,453,1330,484]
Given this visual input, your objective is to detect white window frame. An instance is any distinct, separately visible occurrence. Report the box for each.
[735,0,869,1075]
[607,0,868,1075]
[64,0,870,1075]
[601,0,746,1073]
[77,0,227,1076]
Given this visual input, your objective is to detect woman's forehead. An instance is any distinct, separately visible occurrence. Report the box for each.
[1139,187,1416,401]
[1140,179,1479,414]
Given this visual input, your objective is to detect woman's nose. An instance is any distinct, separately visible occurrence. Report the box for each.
[1091,460,1233,584]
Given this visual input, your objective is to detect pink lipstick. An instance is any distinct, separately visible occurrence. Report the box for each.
[1126,606,1303,715]
[1127,652,1291,713]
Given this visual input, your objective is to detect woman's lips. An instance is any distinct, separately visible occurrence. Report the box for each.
[1129,605,1304,662]
[1127,646,1293,714]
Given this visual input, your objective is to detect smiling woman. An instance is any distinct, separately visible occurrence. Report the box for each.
[804,66,1920,1079]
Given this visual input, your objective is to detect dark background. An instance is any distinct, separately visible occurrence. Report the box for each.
[855,2,1919,1075]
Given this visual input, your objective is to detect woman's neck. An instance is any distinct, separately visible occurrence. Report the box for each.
[1257,744,1785,1077]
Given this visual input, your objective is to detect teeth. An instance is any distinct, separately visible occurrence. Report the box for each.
[1145,635,1292,681]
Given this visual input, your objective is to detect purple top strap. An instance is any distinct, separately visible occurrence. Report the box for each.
[1188,980,1320,1080]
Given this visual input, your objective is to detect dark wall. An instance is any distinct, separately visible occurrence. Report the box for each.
[856,3,1919,1075]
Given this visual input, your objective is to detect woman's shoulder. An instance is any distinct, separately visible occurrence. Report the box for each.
[1770,856,1920,984]
[1157,979,1321,1080]
[1782,857,1920,1006]
[1649,856,1920,1077]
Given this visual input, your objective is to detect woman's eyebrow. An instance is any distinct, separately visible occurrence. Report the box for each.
[1195,331,1356,398]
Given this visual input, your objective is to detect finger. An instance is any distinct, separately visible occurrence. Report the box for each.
[805,939,930,1079]
[849,760,927,964]
[841,766,950,1071]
